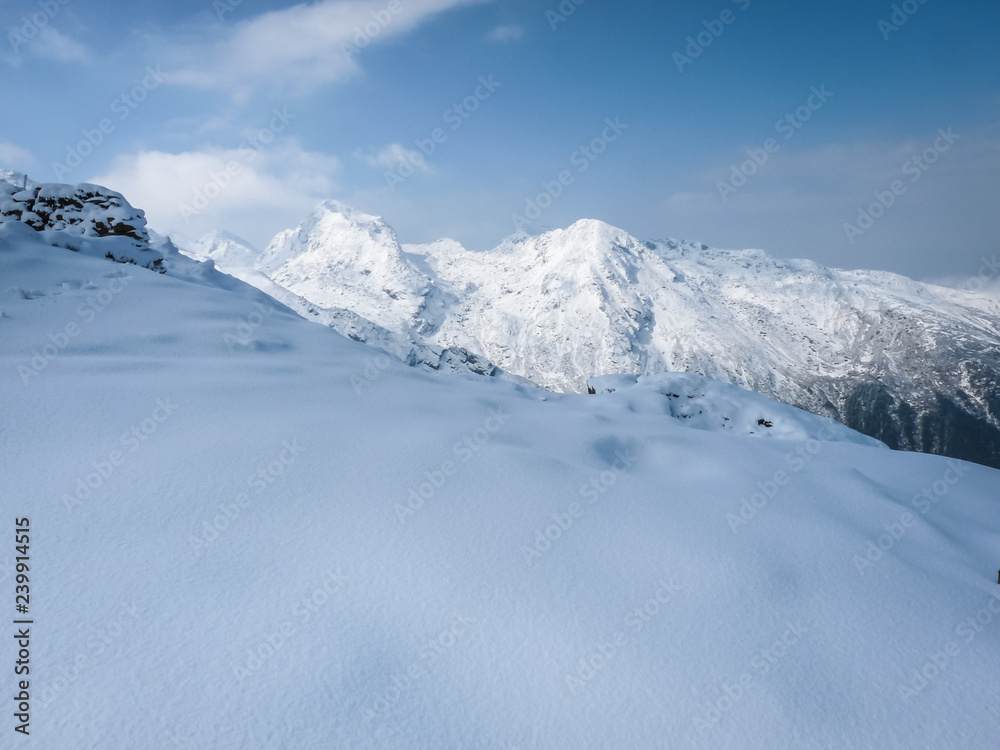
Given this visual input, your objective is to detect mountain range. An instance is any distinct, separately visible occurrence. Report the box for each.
[183,199,1000,470]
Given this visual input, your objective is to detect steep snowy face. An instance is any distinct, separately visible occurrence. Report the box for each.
[235,204,1000,469]
[255,201,433,331]
[412,221,660,392]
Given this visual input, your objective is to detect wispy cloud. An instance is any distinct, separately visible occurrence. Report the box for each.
[33,26,91,63]
[360,143,433,174]
[163,0,492,97]
[0,141,33,171]
[927,271,1000,301]
[486,24,524,43]
[92,140,341,248]
[3,25,90,67]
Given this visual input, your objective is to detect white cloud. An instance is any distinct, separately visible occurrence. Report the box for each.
[927,267,1000,300]
[0,141,33,171]
[486,24,524,43]
[32,26,90,63]
[361,143,433,174]
[4,26,90,66]
[164,0,491,95]
[91,140,341,249]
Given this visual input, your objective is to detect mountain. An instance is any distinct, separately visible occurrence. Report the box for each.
[179,208,515,383]
[221,204,1000,470]
[3,193,999,749]
[255,200,439,330]
[184,229,260,268]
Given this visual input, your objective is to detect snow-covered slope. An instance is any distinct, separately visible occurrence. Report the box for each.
[232,205,1000,469]
[588,372,885,445]
[3,209,1000,749]
[180,216,513,382]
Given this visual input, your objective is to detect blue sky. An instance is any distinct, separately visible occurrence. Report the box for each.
[2,0,998,283]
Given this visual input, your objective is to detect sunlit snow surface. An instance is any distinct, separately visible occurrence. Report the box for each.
[2,223,999,749]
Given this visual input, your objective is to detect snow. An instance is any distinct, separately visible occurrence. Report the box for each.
[255,200,432,330]
[1,181,149,246]
[176,226,520,382]
[182,229,259,269]
[217,204,1000,397]
[587,372,885,445]
[2,218,999,749]
[197,201,1000,468]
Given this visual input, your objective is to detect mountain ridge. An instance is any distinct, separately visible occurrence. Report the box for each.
[197,201,1000,469]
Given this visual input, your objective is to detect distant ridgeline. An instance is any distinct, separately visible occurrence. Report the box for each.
[0,172,165,272]
[221,201,1000,471]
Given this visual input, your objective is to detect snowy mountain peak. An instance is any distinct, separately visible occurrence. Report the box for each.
[256,199,400,273]
[533,219,650,268]
[562,217,633,245]
[212,198,1000,469]
[313,198,387,226]
[253,200,431,330]
[186,230,258,268]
